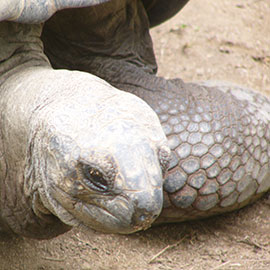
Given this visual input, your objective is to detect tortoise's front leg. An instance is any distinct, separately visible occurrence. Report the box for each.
[0,0,110,23]
[141,80,270,223]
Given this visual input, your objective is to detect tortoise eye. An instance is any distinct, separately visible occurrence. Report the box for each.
[82,165,109,192]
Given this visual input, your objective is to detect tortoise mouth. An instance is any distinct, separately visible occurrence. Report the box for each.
[76,197,159,234]
[42,185,159,234]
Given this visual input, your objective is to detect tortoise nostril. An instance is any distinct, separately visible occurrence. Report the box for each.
[133,210,160,228]
[139,215,146,222]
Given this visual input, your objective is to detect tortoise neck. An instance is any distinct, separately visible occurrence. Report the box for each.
[41,0,157,79]
[0,21,50,86]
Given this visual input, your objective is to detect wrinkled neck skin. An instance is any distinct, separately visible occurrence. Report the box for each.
[0,22,69,238]
[0,22,49,85]
[42,0,160,89]
[0,77,71,238]
[42,0,187,110]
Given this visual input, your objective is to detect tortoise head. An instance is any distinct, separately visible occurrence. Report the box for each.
[26,74,170,234]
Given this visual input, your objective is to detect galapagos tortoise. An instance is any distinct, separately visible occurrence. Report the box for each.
[1,0,270,239]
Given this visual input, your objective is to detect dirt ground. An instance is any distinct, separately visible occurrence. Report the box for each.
[1,0,270,269]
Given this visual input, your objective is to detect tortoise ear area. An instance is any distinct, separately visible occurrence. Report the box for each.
[158,145,171,176]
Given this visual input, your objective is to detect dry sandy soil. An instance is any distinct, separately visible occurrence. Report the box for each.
[1,0,270,269]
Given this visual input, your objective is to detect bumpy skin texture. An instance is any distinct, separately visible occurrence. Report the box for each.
[42,0,270,224]
[146,81,270,223]
[0,20,169,238]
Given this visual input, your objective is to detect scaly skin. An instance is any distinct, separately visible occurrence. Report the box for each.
[41,0,270,224]
[125,79,270,224]
[0,21,170,238]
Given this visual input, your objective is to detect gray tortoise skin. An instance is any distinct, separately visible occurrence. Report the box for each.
[0,0,270,239]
